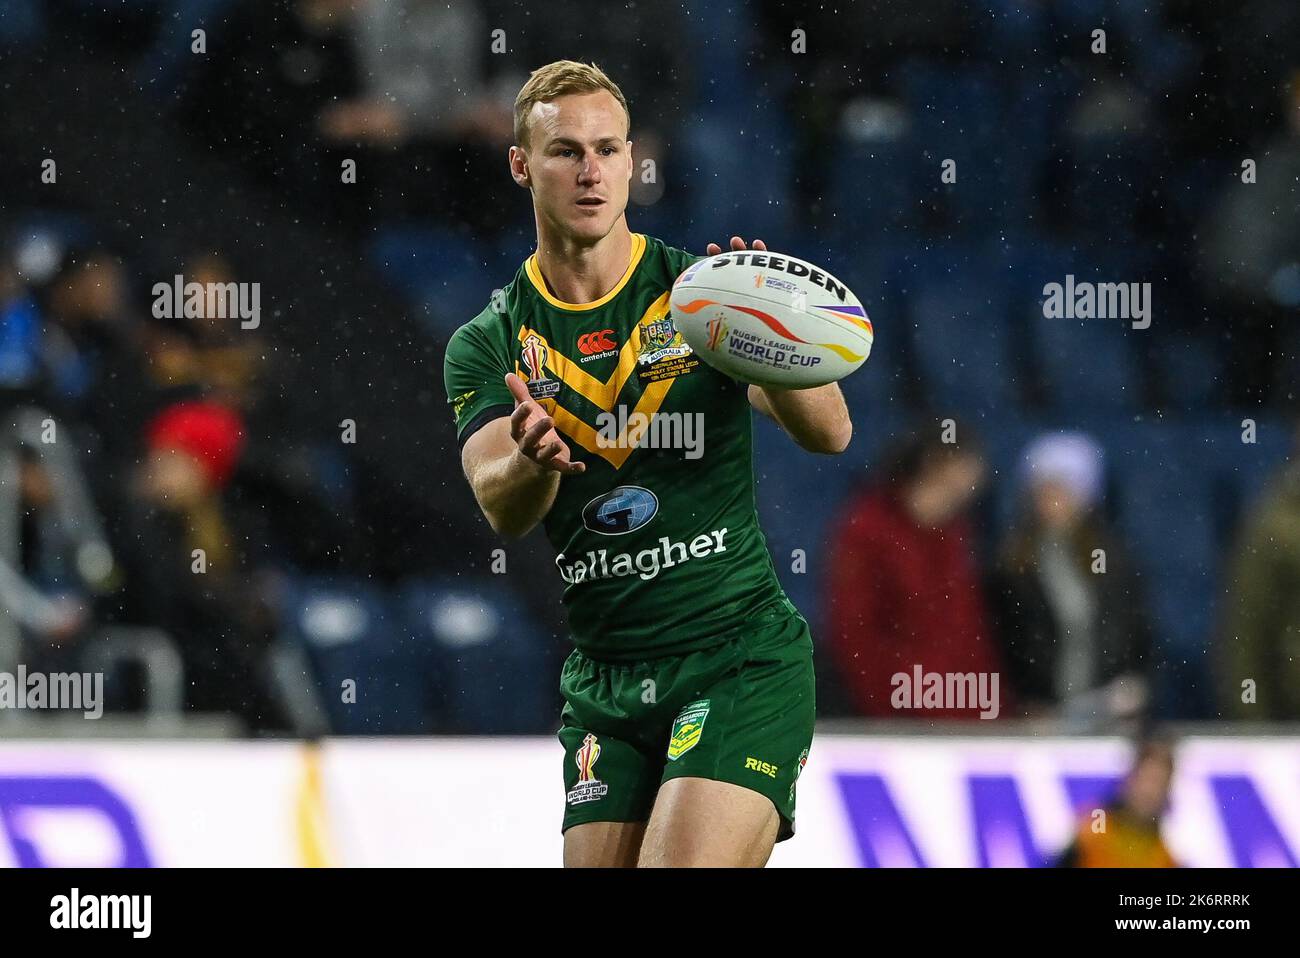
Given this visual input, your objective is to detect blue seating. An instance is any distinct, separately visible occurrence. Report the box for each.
[1155,332,1222,409]
[899,62,1007,234]
[1111,423,1215,581]
[1031,312,1142,411]
[1008,240,1148,411]
[752,417,851,630]
[827,139,916,236]
[1067,137,1152,240]
[366,227,493,335]
[680,111,796,240]
[0,0,44,46]
[396,576,551,734]
[1052,0,1111,32]
[276,573,552,734]
[278,575,428,734]
[899,244,1019,412]
[977,0,1050,57]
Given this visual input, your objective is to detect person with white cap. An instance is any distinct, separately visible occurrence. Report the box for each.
[989,432,1154,724]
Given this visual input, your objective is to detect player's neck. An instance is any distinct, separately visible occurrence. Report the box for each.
[532,218,634,305]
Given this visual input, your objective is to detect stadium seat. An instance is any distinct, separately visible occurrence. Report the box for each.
[1154,332,1222,409]
[366,227,493,336]
[1052,0,1110,32]
[0,0,44,47]
[1106,421,1217,716]
[680,111,796,240]
[899,243,1020,413]
[1011,240,1149,411]
[752,408,907,637]
[1070,140,1141,239]
[827,139,916,236]
[276,575,429,734]
[1111,422,1215,581]
[1031,312,1142,411]
[899,62,1007,234]
[752,417,852,630]
[395,576,551,735]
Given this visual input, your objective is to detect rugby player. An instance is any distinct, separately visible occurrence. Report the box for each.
[444,60,851,867]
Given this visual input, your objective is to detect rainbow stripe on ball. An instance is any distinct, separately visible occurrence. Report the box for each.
[676,299,869,363]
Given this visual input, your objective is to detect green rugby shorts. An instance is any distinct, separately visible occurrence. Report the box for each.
[557,598,815,841]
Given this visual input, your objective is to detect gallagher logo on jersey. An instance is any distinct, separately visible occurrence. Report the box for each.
[577,329,617,363]
[521,334,560,399]
[582,485,659,535]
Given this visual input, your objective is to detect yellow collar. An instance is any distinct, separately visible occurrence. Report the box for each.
[525,233,646,311]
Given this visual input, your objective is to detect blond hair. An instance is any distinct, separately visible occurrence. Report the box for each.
[514,60,630,149]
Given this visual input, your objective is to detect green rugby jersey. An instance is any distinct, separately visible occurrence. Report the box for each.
[444,232,789,660]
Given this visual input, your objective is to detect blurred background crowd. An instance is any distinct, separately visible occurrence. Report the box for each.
[0,0,1297,736]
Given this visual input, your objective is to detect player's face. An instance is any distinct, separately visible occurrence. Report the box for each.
[517,91,632,243]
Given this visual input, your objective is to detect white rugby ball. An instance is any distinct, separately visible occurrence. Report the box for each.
[670,250,873,388]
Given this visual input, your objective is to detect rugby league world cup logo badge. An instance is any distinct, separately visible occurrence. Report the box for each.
[521,333,561,400]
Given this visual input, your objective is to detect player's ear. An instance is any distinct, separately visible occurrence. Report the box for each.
[509,145,530,188]
[626,140,634,180]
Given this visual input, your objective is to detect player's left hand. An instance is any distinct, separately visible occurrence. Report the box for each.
[705,236,766,256]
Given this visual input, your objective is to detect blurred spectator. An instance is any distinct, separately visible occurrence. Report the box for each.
[143,251,264,411]
[510,0,692,212]
[755,0,976,222]
[825,427,1006,719]
[178,0,364,217]
[37,245,153,476]
[322,0,513,146]
[1197,68,1300,405]
[0,243,46,401]
[989,433,1153,723]
[116,399,288,730]
[319,0,518,231]
[1057,733,1179,867]
[0,410,120,676]
[180,0,520,232]
[1219,410,1300,720]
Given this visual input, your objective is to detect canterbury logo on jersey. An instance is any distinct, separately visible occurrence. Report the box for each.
[513,293,679,469]
[556,529,729,584]
[577,329,617,356]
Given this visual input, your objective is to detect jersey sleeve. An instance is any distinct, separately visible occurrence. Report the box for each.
[665,245,706,279]
[444,319,515,451]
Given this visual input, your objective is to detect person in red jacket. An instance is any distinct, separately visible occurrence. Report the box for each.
[825,428,1007,719]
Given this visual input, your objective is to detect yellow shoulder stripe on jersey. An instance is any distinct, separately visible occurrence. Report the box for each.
[513,292,680,468]
[516,291,671,410]
[524,233,647,311]
[549,377,674,469]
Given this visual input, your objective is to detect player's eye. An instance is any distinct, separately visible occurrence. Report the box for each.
[600,147,616,156]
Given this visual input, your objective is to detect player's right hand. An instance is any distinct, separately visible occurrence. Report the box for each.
[505,373,586,475]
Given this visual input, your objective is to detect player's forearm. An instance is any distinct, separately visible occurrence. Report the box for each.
[749,383,852,454]
[471,449,562,538]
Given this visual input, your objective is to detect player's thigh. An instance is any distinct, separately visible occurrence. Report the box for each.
[638,776,779,867]
[558,651,661,864]
[563,820,647,868]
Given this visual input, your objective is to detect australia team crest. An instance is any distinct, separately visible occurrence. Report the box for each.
[637,317,693,366]
[636,315,700,383]
[667,699,710,761]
